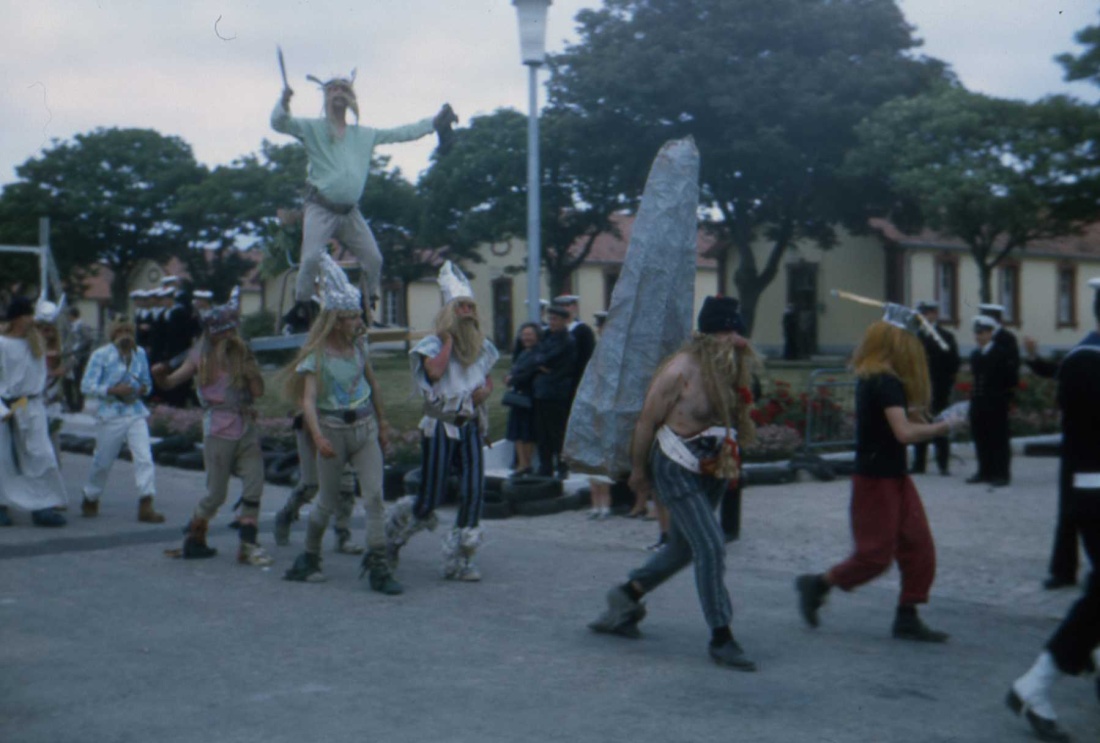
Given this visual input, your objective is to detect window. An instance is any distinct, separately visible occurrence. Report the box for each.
[998,263,1021,325]
[382,287,401,326]
[603,269,620,309]
[934,256,958,324]
[1057,264,1077,328]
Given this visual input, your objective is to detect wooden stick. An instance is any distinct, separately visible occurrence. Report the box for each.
[830,289,949,351]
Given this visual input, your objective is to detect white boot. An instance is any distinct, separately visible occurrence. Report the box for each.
[441,528,463,580]
[1012,652,1061,720]
[456,527,483,582]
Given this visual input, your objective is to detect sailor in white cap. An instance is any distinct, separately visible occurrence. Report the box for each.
[553,294,596,410]
[967,313,1015,487]
[1006,276,1100,742]
[192,290,214,314]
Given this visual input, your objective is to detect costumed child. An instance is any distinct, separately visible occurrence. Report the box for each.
[281,255,400,594]
[795,304,966,641]
[153,289,273,565]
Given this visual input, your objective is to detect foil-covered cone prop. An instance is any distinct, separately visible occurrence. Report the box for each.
[201,287,240,333]
[437,260,475,305]
[318,253,362,312]
[562,137,702,477]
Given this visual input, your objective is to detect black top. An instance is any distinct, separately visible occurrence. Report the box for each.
[993,327,1021,389]
[569,322,596,392]
[854,374,908,478]
[970,340,1017,399]
[532,329,577,401]
[1057,332,1100,477]
[919,323,960,404]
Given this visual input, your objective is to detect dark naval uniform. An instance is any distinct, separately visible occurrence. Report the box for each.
[912,323,960,474]
[1042,331,1100,676]
[969,333,1016,485]
[568,319,596,399]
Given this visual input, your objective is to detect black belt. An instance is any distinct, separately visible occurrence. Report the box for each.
[304,184,356,216]
[319,407,374,424]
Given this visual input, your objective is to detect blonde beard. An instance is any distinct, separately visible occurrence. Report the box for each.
[450,318,484,368]
[689,333,752,435]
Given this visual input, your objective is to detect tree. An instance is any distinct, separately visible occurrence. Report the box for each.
[171,141,306,299]
[1057,11,1100,87]
[845,85,1100,302]
[0,128,203,309]
[546,0,948,333]
[418,108,629,297]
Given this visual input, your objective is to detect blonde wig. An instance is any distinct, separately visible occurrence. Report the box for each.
[851,320,931,411]
[434,300,484,368]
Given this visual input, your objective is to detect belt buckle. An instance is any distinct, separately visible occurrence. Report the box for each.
[343,410,357,424]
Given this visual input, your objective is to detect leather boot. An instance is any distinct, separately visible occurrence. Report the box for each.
[182,517,217,559]
[137,495,165,523]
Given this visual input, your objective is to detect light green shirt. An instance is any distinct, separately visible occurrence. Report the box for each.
[271,99,433,205]
[296,343,373,412]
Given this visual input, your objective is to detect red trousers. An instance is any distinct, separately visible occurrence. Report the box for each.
[827,475,936,605]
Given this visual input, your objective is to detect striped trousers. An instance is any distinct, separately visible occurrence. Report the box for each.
[630,443,733,629]
[415,422,485,529]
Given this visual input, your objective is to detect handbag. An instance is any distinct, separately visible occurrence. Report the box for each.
[501,390,533,409]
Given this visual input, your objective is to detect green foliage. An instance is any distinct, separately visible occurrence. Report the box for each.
[1057,12,1100,87]
[418,108,627,297]
[845,85,1100,301]
[548,0,948,332]
[240,309,276,340]
[0,127,203,305]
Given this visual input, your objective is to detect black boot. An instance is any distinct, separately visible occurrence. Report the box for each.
[283,551,325,582]
[892,606,949,643]
[795,574,830,628]
[182,517,217,559]
[360,550,403,595]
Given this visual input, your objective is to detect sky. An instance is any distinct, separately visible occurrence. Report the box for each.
[1,0,1098,189]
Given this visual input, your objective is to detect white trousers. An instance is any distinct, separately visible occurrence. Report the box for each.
[296,202,382,302]
[82,415,156,500]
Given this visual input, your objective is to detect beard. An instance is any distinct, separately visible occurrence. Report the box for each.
[692,334,743,423]
[115,335,135,353]
[450,316,484,368]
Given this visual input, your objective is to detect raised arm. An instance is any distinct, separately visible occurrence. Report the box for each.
[270,89,304,137]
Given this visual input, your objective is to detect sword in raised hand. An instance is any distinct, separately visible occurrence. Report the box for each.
[277,45,292,95]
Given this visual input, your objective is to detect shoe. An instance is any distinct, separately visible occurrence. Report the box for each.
[0,506,11,527]
[1006,689,1071,742]
[892,612,949,643]
[361,550,404,595]
[646,534,668,552]
[989,478,1011,488]
[627,508,649,519]
[80,497,99,518]
[795,574,830,628]
[1042,576,1076,590]
[588,586,647,639]
[31,508,66,527]
[237,542,274,567]
[283,551,326,582]
[708,640,757,672]
[334,528,365,555]
[137,495,165,524]
[182,517,217,559]
[273,507,295,546]
[586,509,600,520]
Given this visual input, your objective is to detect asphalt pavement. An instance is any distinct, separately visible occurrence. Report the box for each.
[1,448,1097,743]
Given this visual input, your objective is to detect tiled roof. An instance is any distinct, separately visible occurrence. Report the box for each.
[569,213,718,268]
[870,218,1100,259]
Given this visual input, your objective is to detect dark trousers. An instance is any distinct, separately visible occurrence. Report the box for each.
[1046,489,1100,675]
[720,481,742,541]
[63,369,85,412]
[912,394,951,473]
[534,398,570,476]
[970,396,1011,482]
[1049,459,1082,582]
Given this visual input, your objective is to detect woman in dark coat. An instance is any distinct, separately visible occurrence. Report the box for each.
[505,323,541,475]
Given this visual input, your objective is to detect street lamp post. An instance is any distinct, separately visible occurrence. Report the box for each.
[513,0,551,323]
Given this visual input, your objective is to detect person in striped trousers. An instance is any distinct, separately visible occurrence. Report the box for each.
[385,261,499,582]
[588,296,759,671]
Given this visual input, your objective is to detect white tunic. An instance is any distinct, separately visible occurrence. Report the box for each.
[0,336,67,511]
[410,335,499,440]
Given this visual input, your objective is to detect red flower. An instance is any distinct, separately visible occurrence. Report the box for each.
[738,386,754,405]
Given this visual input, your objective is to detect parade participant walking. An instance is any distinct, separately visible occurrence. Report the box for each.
[385,261,498,582]
[78,320,164,523]
[153,289,273,566]
[910,300,960,475]
[271,66,456,322]
[968,314,1016,487]
[0,296,67,527]
[588,297,759,671]
[282,255,399,592]
[795,306,964,642]
[1005,277,1100,743]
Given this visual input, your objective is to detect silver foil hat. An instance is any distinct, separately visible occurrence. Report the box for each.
[882,303,922,335]
[437,260,475,305]
[201,287,240,334]
[318,254,362,313]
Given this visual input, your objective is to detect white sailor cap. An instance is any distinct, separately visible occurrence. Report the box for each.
[539,299,550,308]
[973,315,999,330]
[553,294,580,305]
[129,289,143,299]
[978,303,1005,318]
[915,299,939,313]
[1088,277,1100,291]
[160,276,181,286]
[192,290,214,300]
